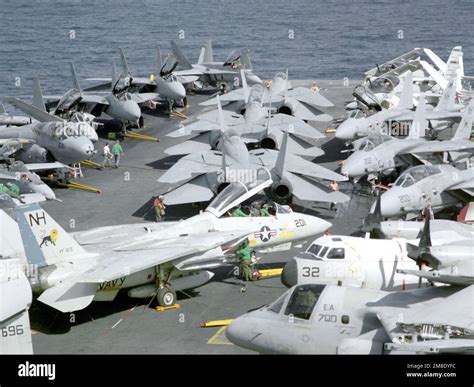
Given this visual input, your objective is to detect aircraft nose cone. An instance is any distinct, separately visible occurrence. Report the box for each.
[126,101,141,121]
[335,119,357,141]
[226,316,255,350]
[379,191,401,218]
[281,258,298,288]
[341,154,365,178]
[172,82,186,100]
[308,216,332,235]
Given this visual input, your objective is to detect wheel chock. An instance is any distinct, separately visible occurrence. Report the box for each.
[200,319,233,328]
[155,304,180,312]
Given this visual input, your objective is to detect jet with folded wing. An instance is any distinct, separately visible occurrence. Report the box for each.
[13,175,331,312]
[159,97,348,207]
[85,48,186,111]
[341,97,474,178]
[201,70,334,122]
[336,73,466,141]
[166,70,326,157]
[19,63,142,126]
[0,102,36,127]
[226,283,474,354]
[171,40,262,89]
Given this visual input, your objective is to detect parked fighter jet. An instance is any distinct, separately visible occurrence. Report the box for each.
[22,63,142,126]
[166,70,325,157]
[0,121,95,164]
[86,49,186,110]
[280,234,424,290]
[226,283,474,354]
[171,40,262,89]
[13,174,331,312]
[341,97,474,178]
[159,97,348,207]
[201,70,334,122]
[378,163,474,218]
[336,73,465,142]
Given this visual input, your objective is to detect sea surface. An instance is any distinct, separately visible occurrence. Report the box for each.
[0,0,473,98]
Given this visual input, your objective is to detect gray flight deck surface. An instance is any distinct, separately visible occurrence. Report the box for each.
[31,80,373,354]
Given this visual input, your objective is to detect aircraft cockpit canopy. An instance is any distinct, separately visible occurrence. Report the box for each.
[223,49,242,67]
[248,85,264,104]
[283,284,326,320]
[369,75,400,93]
[394,165,441,187]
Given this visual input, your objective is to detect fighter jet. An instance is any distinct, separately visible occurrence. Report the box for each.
[280,233,425,290]
[378,163,474,218]
[335,73,465,142]
[0,121,95,165]
[159,97,348,207]
[201,70,334,122]
[171,40,262,89]
[341,97,474,178]
[166,70,326,157]
[13,175,331,312]
[86,49,186,110]
[22,63,142,126]
[226,283,474,354]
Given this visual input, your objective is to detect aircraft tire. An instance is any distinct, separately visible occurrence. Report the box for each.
[157,287,176,307]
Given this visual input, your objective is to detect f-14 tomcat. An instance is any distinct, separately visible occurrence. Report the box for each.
[10,173,331,312]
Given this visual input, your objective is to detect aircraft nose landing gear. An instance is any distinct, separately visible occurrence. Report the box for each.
[157,287,176,307]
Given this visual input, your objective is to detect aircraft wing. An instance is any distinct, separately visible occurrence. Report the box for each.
[158,151,223,183]
[0,138,34,146]
[364,48,424,77]
[199,88,246,106]
[284,153,347,181]
[176,75,200,84]
[284,172,349,203]
[287,87,334,108]
[130,92,161,104]
[163,175,215,205]
[37,231,249,312]
[397,269,474,286]
[386,338,474,354]
[165,132,213,155]
[403,140,474,155]
[2,97,64,123]
[268,114,325,139]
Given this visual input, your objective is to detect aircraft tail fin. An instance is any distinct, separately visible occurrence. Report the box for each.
[203,40,213,63]
[241,48,253,70]
[0,102,5,114]
[398,71,413,110]
[275,131,289,179]
[119,48,130,75]
[15,203,87,268]
[216,95,227,178]
[32,77,46,111]
[0,210,24,258]
[0,259,33,354]
[435,78,457,112]
[445,46,464,82]
[452,99,474,140]
[69,62,82,93]
[157,48,163,75]
[171,41,193,70]
[111,62,118,92]
[241,69,249,103]
[409,93,426,139]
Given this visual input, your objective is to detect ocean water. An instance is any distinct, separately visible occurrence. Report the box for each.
[0,0,473,98]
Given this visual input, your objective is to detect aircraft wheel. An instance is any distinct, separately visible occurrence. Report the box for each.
[157,287,176,307]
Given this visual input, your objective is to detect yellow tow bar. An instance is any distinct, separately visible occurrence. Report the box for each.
[324,128,337,133]
[257,268,283,279]
[58,181,102,194]
[170,110,188,119]
[201,319,233,328]
[155,304,180,312]
[81,160,103,168]
[124,133,160,142]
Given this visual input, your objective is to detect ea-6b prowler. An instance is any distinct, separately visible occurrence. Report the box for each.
[10,173,331,312]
